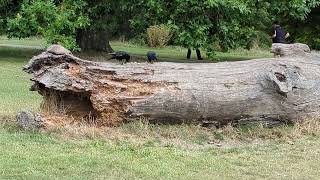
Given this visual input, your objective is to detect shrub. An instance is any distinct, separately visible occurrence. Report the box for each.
[314,38,320,50]
[146,24,171,48]
[129,34,147,46]
[6,0,89,51]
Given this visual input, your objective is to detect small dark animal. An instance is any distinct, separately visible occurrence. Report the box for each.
[147,51,157,63]
[109,51,130,64]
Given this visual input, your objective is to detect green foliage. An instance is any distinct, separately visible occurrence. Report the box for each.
[268,1,320,50]
[287,7,320,50]
[0,0,20,34]
[127,0,247,54]
[3,0,320,52]
[295,26,320,50]
[6,0,89,50]
[128,34,147,46]
[7,0,57,38]
[270,0,320,21]
[127,0,320,54]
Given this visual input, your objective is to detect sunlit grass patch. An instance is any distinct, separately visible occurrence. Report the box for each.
[111,41,273,61]
[0,50,41,117]
[0,36,46,47]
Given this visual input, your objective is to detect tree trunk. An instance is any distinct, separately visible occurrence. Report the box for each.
[23,44,320,127]
[76,28,113,52]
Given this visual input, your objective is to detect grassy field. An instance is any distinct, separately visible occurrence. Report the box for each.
[0,36,46,48]
[111,41,273,61]
[0,47,41,116]
[1,36,273,61]
[0,37,320,179]
[1,127,319,179]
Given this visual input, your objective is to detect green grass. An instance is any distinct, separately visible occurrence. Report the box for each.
[0,38,320,179]
[1,35,272,61]
[111,41,272,61]
[0,36,46,47]
[0,47,42,116]
[0,127,319,179]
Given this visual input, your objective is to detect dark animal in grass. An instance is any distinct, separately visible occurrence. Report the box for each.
[109,51,130,64]
[147,51,157,63]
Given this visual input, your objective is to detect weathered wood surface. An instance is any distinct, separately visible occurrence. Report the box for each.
[271,43,311,57]
[24,44,320,126]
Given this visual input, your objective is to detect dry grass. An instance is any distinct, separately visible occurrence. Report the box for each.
[220,118,320,142]
[40,90,63,115]
[27,115,320,149]
[291,118,320,138]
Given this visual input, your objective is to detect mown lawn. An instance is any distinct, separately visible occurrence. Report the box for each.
[1,36,273,61]
[0,38,319,179]
[0,47,41,116]
[0,36,46,47]
[0,128,319,179]
[111,41,273,61]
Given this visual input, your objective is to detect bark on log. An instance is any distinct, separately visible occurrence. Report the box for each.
[24,44,320,126]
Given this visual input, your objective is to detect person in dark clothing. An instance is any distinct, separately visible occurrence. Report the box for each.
[272,21,290,43]
[187,48,203,60]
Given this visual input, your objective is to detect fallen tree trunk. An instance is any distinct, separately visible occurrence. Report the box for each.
[23,44,320,126]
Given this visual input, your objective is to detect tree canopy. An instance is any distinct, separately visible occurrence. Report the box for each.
[1,0,319,52]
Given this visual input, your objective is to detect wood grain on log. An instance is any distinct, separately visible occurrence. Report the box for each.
[24,44,320,126]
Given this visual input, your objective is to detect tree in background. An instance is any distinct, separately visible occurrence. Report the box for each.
[0,0,21,34]
[288,6,320,50]
[2,0,319,52]
[126,0,320,55]
[5,0,89,50]
[127,0,266,55]
[3,0,134,52]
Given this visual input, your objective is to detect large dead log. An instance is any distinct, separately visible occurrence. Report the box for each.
[24,44,320,126]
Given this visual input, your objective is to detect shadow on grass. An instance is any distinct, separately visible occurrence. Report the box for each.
[0,47,43,60]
